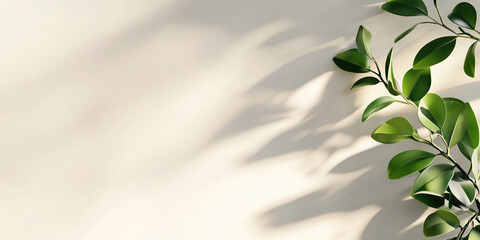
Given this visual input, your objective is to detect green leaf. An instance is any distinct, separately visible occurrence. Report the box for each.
[388,150,436,179]
[472,148,480,181]
[461,103,480,149]
[448,2,477,29]
[385,48,401,96]
[418,93,446,133]
[382,0,428,17]
[356,25,373,58]
[362,96,397,122]
[423,210,460,237]
[443,98,469,148]
[413,36,457,69]
[351,77,380,89]
[449,180,476,206]
[459,141,474,160]
[468,226,480,240]
[333,49,370,73]
[395,23,420,43]
[411,164,454,206]
[371,117,415,144]
[464,41,478,78]
[402,68,431,102]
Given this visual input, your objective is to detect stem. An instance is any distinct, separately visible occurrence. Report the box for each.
[458,212,480,239]
[426,16,480,41]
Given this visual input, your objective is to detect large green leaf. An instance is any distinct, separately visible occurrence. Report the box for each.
[351,77,380,90]
[385,48,401,96]
[413,36,457,69]
[333,49,370,73]
[371,117,415,144]
[382,0,428,17]
[461,103,479,149]
[443,98,469,148]
[464,41,477,78]
[469,226,480,240]
[472,148,480,181]
[448,2,477,29]
[356,25,372,58]
[362,96,398,122]
[388,150,436,179]
[411,164,454,206]
[402,68,431,102]
[448,179,476,206]
[418,93,446,133]
[423,210,460,237]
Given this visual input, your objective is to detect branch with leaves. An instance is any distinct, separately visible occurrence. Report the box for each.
[333,0,480,239]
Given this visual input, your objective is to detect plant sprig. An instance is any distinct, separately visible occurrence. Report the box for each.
[333,0,480,238]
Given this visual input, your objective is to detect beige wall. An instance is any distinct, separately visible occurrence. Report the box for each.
[2,0,479,239]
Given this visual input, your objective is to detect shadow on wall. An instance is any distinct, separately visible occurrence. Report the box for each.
[161,0,480,239]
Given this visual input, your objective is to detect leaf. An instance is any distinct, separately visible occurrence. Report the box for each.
[448,2,477,29]
[385,48,401,96]
[382,0,428,17]
[395,23,419,43]
[461,103,480,149]
[356,25,373,58]
[411,164,454,206]
[362,96,397,122]
[464,41,478,78]
[459,141,474,160]
[418,93,446,134]
[413,36,457,69]
[333,49,370,73]
[443,98,469,148]
[469,226,480,240]
[423,210,460,237]
[449,180,476,206]
[371,117,415,144]
[388,150,436,179]
[472,148,480,181]
[351,77,380,89]
[402,68,431,102]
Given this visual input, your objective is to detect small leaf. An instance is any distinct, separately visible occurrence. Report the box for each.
[469,226,480,240]
[413,36,457,69]
[461,103,480,149]
[356,25,373,58]
[459,141,474,160]
[443,98,469,148]
[395,23,419,43]
[351,77,380,89]
[472,148,480,181]
[382,0,428,17]
[411,164,454,206]
[423,210,460,237]
[464,41,477,78]
[371,117,415,144]
[388,150,436,179]
[402,68,431,102]
[449,180,476,206]
[385,48,401,96]
[418,93,446,133]
[448,2,477,29]
[362,96,397,122]
[333,49,370,73]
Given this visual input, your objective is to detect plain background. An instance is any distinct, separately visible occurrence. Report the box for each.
[1,0,480,239]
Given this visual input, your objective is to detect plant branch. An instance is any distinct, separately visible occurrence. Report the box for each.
[458,212,480,239]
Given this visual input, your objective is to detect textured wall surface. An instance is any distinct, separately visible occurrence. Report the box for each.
[2,0,479,239]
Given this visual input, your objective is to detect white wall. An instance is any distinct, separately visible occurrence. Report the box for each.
[1,0,480,239]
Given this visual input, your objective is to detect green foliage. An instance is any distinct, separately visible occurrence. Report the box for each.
[448,2,477,29]
[413,36,457,69]
[332,1,480,238]
[423,210,460,237]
